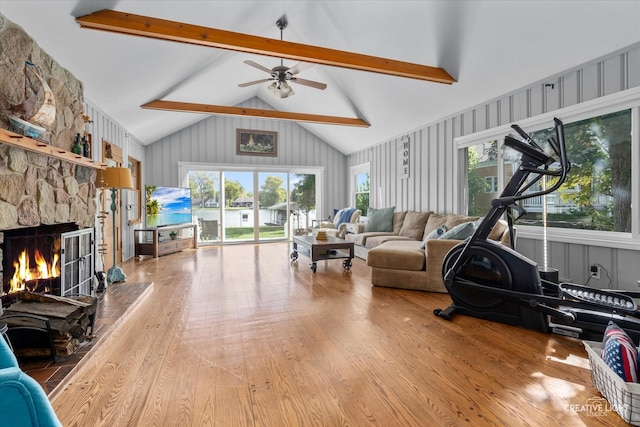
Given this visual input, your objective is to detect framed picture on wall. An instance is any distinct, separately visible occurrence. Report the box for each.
[236,129,278,157]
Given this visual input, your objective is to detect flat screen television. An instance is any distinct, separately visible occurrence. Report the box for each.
[145,185,192,228]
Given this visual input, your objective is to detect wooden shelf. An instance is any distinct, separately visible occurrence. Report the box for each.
[0,128,106,170]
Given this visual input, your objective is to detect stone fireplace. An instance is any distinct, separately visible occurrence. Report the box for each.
[0,13,101,360]
[0,13,100,309]
[0,145,97,305]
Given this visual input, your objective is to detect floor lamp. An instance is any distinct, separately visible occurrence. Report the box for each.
[97,167,133,285]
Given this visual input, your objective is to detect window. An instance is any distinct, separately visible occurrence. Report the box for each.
[518,110,632,232]
[484,176,498,193]
[465,140,498,216]
[456,90,638,249]
[351,163,370,214]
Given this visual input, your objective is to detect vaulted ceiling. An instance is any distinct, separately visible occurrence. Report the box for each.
[1,1,639,155]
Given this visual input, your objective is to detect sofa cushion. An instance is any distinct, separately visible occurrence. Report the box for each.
[365,235,413,250]
[398,211,432,240]
[346,231,394,246]
[392,211,408,234]
[488,219,508,241]
[367,240,426,271]
[364,206,395,232]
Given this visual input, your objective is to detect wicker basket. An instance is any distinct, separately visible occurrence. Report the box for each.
[583,340,640,425]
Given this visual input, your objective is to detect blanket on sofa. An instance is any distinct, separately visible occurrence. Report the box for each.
[336,208,357,226]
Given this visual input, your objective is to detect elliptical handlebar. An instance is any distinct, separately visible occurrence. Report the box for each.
[502,117,570,203]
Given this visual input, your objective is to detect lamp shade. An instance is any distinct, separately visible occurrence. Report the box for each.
[97,167,133,189]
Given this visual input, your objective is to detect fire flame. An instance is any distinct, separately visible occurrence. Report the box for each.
[9,249,59,293]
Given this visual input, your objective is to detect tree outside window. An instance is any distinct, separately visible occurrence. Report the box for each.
[355,172,370,213]
[466,140,498,216]
[519,109,631,232]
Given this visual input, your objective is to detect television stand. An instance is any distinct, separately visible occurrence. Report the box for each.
[134,224,198,258]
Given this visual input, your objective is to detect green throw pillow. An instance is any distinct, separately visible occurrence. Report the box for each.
[364,206,395,232]
[438,220,478,240]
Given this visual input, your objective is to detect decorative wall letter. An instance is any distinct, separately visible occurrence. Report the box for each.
[398,135,410,179]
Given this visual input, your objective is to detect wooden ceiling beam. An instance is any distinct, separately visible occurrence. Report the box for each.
[77,9,456,84]
[141,100,370,127]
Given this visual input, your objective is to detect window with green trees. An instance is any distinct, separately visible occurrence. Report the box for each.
[463,108,632,233]
[354,172,370,215]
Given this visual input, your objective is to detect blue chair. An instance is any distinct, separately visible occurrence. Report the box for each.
[0,330,62,427]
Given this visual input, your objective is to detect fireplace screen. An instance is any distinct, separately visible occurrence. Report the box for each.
[60,228,95,296]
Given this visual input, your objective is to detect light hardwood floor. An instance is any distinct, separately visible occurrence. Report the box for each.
[50,243,628,426]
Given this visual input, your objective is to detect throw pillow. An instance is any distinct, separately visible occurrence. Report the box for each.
[445,214,480,230]
[423,213,448,237]
[364,206,395,232]
[602,321,636,348]
[398,211,431,240]
[425,224,448,241]
[420,225,448,249]
[601,321,639,382]
[438,220,478,240]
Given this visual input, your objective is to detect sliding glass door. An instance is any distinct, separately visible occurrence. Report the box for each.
[259,172,287,240]
[224,171,255,242]
[184,165,319,244]
[189,171,221,243]
[290,173,316,234]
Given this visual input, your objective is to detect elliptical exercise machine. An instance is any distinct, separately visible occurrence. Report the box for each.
[434,118,640,341]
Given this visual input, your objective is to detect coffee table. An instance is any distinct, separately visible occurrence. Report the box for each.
[291,235,354,273]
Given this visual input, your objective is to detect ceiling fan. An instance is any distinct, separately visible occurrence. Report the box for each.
[238,16,327,99]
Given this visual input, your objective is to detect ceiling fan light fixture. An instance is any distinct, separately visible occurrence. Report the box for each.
[268,81,295,98]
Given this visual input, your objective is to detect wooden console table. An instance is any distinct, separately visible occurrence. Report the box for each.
[134,224,198,258]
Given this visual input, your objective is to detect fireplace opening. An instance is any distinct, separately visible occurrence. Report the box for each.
[2,223,78,307]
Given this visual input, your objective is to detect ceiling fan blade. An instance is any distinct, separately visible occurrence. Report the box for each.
[141,100,370,127]
[238,78,272,88]
[243,60,273,74]
[287,62,314,76]
[76,10,456,84]
[290,78,327,90]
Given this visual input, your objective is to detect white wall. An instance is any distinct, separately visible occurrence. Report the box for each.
[349,42,640,289]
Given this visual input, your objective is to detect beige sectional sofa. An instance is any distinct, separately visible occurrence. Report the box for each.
[344,210,511,293]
